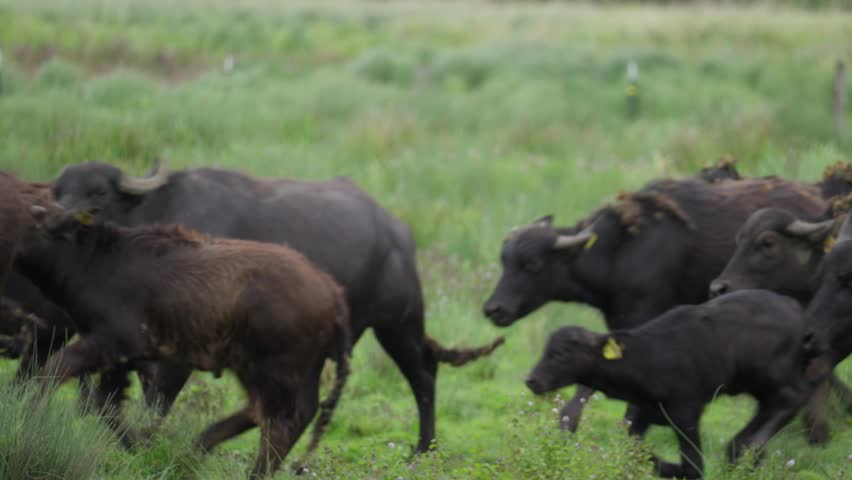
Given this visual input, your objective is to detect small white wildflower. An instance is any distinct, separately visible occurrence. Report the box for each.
[785,459,796,468]
[592,393,600,400]
[625,419,633,426]
[223,54,235,73]
[527,401,533,406]
[580,397,587,404]
[847,454,852,462]
[388,442,396,449]
[551,408,559,414]
[562,416,570,424]
[775,450,782,456]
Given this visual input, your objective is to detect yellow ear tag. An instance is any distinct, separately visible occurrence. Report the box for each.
[584,233,598,250]
[824,235,836,253]
[602,337,623,360]
[75,211,94,225]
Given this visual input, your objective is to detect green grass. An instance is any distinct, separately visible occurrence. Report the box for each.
[1,0,851,478]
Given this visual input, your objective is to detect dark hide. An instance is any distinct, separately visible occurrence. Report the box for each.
[804,218,852,364]
[483,176,826,433]
[16,213,352,479]
[52,161,503,453]
[709,206,852,442]
[526,290,816,479]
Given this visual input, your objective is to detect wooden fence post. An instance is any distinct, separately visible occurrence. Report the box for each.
[626,60,639,120]
[836,60,847,139]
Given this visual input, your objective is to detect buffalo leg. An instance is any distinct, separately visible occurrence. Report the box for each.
[726,401,774,462]
[196,406,257,453]
[626,407,652,438]
[559,385,593,432]
[39,338,103,393]
[290,364,323,470]
[251,385,301,479]
[653,411,702,479]
[801,379,830,445]
[740,393,802,461]
[828,372,852,414]
[374,323,436,453]
[94,367,143,449]
[138,360,193,416]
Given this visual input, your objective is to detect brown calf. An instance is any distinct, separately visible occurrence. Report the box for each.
[17,208,352,479]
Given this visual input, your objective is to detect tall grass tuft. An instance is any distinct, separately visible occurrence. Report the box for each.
[0,379,115,480]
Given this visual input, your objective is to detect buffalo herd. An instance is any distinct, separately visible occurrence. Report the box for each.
[1,158,852,478]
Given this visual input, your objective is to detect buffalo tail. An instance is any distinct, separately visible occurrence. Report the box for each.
[427,335,506,367]
[301,287,352,464]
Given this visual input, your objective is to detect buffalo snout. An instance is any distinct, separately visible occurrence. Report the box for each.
[525,375,547,395]
[482,300,516,327]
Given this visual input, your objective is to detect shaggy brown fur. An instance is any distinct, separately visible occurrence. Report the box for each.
[17,215,353,479]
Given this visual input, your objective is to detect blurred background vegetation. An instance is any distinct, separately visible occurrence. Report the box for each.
[0,0,850,478]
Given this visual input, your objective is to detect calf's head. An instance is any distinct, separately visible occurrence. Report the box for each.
[710,208,836,301]
[804,216,852,362]
[525,326,610,395]
[53,161,169,220]
[483,215,610,327]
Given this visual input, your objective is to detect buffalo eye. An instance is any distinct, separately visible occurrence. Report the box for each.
[757,235,777,254]
[836,271,852,289]
[91,187,107,198]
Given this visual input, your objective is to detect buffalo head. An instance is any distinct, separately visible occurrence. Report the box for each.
[483,215,606,327]
[709,208,836,302]
[52,160,169,219]
[525,326,609,395]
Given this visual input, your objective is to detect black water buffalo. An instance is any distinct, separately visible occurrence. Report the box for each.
[50,161,503,453]
[18,207,352,479]
[708,204,852,439]
[805,215,852,363]
[526,290,816,479]
[709,207,839,301]
[484,176,828,434]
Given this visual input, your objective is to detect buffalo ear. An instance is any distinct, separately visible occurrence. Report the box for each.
[531,215,553,228]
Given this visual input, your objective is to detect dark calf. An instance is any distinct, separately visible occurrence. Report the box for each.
[17,209,352,479]
[527,290,815,479]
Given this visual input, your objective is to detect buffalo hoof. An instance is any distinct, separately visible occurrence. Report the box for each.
[805,423,830,446]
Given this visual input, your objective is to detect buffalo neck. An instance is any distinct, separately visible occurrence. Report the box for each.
[17,226,123,316]
[575,333,664,406]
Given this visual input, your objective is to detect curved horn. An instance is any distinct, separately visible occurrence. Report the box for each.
[553,230,594,251]
[837,215,852,243]
[785,219,835,239]
[118,160,169,195]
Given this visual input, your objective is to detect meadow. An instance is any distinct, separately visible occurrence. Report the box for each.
[0,0,851,478]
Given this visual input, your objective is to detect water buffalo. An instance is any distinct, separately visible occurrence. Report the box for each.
[18,207,352,479]
[484,176,827,433]
[804,214,852,363]
[50,160,503,453]
[0,177,80,383]
[526,290,816,479]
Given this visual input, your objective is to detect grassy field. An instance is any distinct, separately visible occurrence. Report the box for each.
[1,0,852,478]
